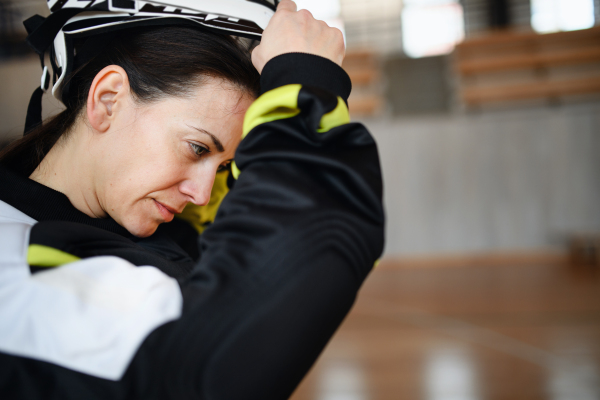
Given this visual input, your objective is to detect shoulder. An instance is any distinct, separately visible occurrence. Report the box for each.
[0,199,36,226]
[0,200,35,269]
[0,200,183,382]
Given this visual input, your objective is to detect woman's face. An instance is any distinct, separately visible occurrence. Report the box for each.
[93,78,253,237]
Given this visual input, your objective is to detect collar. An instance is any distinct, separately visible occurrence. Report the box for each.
[0,164,132,237]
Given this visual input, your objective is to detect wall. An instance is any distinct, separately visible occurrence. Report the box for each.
[0,55,64,143]
[367,101,600,256]
[383,55,451,116]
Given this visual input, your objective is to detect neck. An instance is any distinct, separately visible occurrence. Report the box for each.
[29,121,107,219]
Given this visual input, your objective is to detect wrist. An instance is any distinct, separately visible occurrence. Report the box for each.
[259,53,352,103]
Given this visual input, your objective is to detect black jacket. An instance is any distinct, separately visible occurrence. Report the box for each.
[0,53,385,400]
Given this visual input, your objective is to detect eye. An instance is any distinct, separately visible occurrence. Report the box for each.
[189,142,210,157]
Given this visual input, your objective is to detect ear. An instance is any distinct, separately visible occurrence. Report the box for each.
[86,65,129,133]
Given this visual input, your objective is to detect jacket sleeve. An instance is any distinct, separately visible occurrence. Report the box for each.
[0,54,385,400]
[136,53,385,399]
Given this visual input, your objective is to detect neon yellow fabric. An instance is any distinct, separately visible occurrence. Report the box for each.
[231,162,242,181]
[318,97,350,133]
[242,84,302,138]
[27,244,80,267]
[232,85,350,179]
[175,170,230,234]
[232,84,302,179]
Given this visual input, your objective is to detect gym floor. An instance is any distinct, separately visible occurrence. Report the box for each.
[290,258,600,400]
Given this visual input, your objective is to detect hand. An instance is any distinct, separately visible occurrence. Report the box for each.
[251,0,345,74]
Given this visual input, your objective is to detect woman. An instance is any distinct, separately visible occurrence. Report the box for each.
[0,1,384,399]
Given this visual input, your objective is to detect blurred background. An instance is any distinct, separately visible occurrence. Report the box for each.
[1,0,599,399]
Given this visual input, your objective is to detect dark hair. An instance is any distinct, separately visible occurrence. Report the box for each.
[0,25,260,175]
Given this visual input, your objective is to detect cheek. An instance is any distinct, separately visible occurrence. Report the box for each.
[104,125,184,198]
[106,160,183,213]
[102,181,158,237]
[114,165,188,237]
[100,139,187,234]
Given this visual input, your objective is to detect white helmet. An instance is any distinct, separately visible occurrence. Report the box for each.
[24,0,277,133]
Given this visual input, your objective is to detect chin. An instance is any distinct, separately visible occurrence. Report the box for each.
[123,218,160,238]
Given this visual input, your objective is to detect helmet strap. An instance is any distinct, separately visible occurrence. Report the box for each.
[24,88,45,135]
[22,6,104,135]
[23,15,49,135]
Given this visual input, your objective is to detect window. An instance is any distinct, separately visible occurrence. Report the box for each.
[401,0,465,58]
[531,0,595,33]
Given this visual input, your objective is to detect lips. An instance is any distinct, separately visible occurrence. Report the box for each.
[153,200,179,222]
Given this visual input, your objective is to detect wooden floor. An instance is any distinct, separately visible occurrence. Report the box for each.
[290,259,600,400]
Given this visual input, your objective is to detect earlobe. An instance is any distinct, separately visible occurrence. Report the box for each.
[87,65,128,133]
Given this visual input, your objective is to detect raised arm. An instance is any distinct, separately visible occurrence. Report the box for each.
[142,4,385,394]
[0,2,384,398]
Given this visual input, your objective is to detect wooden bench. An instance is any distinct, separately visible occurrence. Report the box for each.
[454,26,600,106]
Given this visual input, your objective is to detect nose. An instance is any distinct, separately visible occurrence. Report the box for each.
[178,171,216,207]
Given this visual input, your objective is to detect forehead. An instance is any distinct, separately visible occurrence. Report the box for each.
[184,78,252,115]
[139,76,249,112]
[146,77,253,128]
[138,77,253,154]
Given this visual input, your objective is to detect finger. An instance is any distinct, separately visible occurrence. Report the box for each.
[277,0,297,12]
[298,8,314,20]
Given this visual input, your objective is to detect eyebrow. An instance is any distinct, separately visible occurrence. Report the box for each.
[186,124,224,152]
